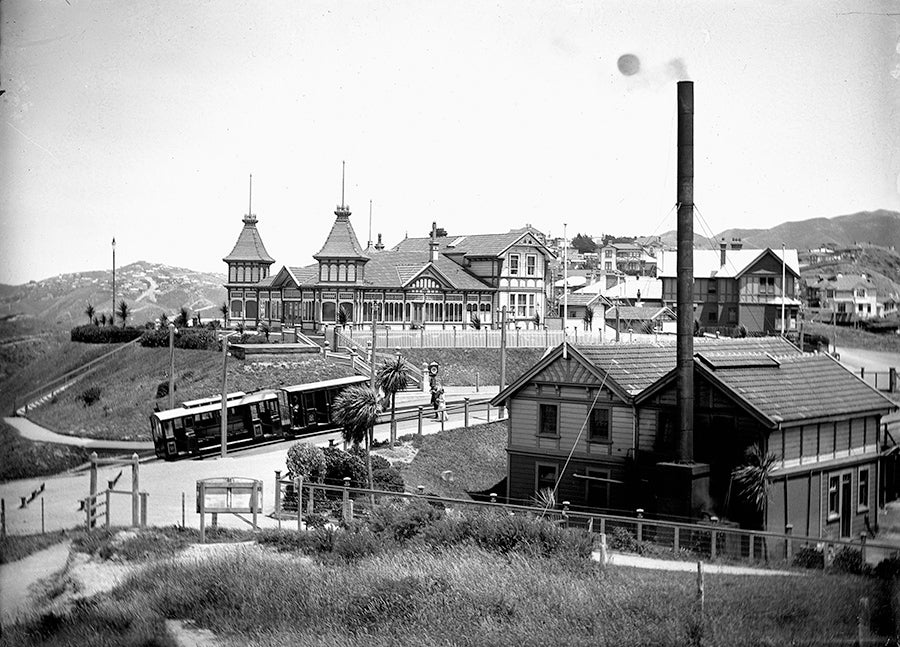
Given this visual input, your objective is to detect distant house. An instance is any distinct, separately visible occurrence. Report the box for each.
[658,241,801,334]
[807,274,879,322]
[492,337,897,538]
[600,242,654,276]
[561,293,610,331]
[574,274,664,309]
[605,305,676,334]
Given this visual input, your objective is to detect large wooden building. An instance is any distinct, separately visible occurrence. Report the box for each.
[224,198,555,331]
[492,337,898,538]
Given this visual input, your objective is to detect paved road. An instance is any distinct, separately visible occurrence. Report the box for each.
[6,416,154,451]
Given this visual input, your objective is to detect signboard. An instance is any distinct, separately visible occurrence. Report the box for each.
[196,477,262,514]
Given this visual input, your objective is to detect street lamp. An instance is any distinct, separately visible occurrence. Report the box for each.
[220,330,240,458]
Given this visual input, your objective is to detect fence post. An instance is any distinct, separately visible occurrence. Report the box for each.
[1,498,6,537]
[860,532,867,564]
[89,452,98,529]
[251,483,258,531]
[486,401,491,423]
[140,493,148,527]
[420,328,424,347]
[342,477,351,522]
[307,482,315,516]
[858,597,871,646]
[131,453,140,527]
[104,490,111,529]
[475,371,479,392]
[891,367,898,393]
[674,526,680,552]
[417,407,424,438]
[696,561,705,616]
[784,524,793,561]
[421,363,429,394]
[199,481,206,543]
[710,529,717,560]
[600,517,606,536]
[296,476,303,531]
[182,492,186,528]
[464,398,470,427]
[562,501,570,528]
[274,470,282,519]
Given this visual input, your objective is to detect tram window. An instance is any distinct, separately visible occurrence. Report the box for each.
[174,418,183,430]
[184,416,195,428]
[164,421,174,439]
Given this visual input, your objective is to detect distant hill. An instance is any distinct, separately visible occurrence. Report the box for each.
[661,210,900,251]
[0,261,226,328]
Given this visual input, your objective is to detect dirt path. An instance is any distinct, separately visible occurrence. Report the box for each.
[595,550,798,576]
[0,540,71,627]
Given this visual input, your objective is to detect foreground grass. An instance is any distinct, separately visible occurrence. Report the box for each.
[29,348,355,441]
[399,421,507,498]
[0,420,91,482]
[0,530,69,564]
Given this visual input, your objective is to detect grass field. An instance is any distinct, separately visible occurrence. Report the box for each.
[2,516,892,647]
[28,347,356,441]
[805,320,900,355]
[398,421,507,498]
[0,420,92,483]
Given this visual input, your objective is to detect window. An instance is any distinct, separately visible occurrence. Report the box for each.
[588,408,610,443]
[858,468,869,510]
[516,294,527,318]
[605,262,612,270]
[538,404,558,437]
[320,265,327,281]
[535,463,558,495]
[339,265,347,282]
[585,468,610,509]
[528,294,535,318]
[707,280,717,295]
[727,307,738,323]
[509,254,520,275]
[828,475,839,519]
[348,264,356,281]
[759,276,775,295]
[229,266,236,282]
[526,255,537,276]
[708,311,718,323]
[251,266,259,282]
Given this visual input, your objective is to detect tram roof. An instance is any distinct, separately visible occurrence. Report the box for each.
[181,392,246,408]
[153,390,278,421]
[281,375,369,394]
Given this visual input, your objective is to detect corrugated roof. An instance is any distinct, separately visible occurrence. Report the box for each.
[314,210,368,259]
[697,353,897,424]
[223,217,275,263]
[657,248,799,279]
[573,337,799,396]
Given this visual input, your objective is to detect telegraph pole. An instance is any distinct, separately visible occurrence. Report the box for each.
[111,238,116,319]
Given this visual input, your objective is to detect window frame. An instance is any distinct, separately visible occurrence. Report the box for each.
[827,475,840,521]
[535,462,558,496]
[537,403,559,438]
[858,467,870,512]
[509,254,520,275]
[584,467,610,509]
[588,406,611,444]
[526,254,537,276]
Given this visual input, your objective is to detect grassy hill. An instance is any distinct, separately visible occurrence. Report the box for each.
[801,245,900,295]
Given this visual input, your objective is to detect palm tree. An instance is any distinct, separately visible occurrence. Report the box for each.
[99,313,108,326]
[337,306,349,329]
[117,300,130,328]
[331,384,380,494]
[732,443,779,529]
[159,312,169,327]
[376,355,411,446]
[220,302,228,327]
[176,306,190,328]
[85,303,95,325]
[258,321,271,342]
[469,313,482,330]
[583,306,594,331]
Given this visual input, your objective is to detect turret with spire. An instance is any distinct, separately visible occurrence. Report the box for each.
[313,162,369,283]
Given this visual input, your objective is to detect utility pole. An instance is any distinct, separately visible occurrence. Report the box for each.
[780,243,786,336]
[168,323,176,410]
[562,223,568,359]
[370,302,378,389]
[111,238,116,320]
[499,306,507,418]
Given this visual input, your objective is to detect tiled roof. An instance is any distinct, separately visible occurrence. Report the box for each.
[314,211,368,259]
[575,276,663,301]
[604,306,674,321]
[565,293,606,307]
[696,352,897,424]
[573,337,799,396]
[657,249,799,279]
[223,218,275,263]
[810,274,876,291]
[393,227,551,258]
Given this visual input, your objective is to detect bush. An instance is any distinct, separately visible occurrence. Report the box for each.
[874,555,900,580]
[138,328,219,350]
[793,545,825,569]
[373,466,405,492]
[607,526,642,554]
[832,546,865,575]
[78,386,103,407]
[286,443,326,481]
[70,325,142,344]
[369,499,445,543]
[323,446,367,488]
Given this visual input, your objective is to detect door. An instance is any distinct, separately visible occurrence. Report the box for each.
[585,468,610,510]
[412,302,424,325]
[840,473,852,538]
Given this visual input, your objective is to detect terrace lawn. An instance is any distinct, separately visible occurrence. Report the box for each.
[29,347,355,441]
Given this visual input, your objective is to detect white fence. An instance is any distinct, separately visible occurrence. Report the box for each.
[333,327,624,349]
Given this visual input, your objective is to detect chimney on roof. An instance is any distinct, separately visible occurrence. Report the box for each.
[375,233,384,251]
[675,80,694,464]
[719,238,727,267]
[730,237,742,250]
[429,222,439,262]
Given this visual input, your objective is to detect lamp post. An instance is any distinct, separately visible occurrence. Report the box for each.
[220,331,240,458]
[168,323,177,410]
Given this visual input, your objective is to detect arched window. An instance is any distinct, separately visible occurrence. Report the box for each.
[348,264,356,282]
[238,266,245,282]
[320,264,327,281]
[231,300,243,318]
[330,264,338,281]
[251,266,259,282]
[339,264,347,282]
[229,266,236,283]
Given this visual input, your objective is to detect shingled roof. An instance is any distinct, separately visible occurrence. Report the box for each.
[393,227,552,259]
[313,208,368,260]
[223,215,275,263]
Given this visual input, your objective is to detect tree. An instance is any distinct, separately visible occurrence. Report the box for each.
[571,233,597,254]
[220,302,228,327]
[731,443,779,529]
[583,305,594,331]
[117,300,130,328]
[99,313,108,326]
[176,306,190,328]
[337,306,349,328]
[376,355,411,446]
[331,384,380,495]
[469,313,482,330]
[428,227,447,237]
[159,312,169,327]
[85,303,95,324]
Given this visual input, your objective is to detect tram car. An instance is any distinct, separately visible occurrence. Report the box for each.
[149,375,369,460]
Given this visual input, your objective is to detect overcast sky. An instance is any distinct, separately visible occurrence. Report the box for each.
[1,0,898,285]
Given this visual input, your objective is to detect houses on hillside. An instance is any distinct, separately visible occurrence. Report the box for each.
[224,198,556,331]
[492,337,898,538]
[806,273,881,322]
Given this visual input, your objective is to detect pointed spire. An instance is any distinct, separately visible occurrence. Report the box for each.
[367,199,373,250]
[335,161,351,218]
[243,173,257,225]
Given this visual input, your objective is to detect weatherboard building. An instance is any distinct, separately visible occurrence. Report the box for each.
[223,196,556,331]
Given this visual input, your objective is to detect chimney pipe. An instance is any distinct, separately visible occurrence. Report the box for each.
[676,80,694,463]
[429,222,439,262]
[719,239,727,267]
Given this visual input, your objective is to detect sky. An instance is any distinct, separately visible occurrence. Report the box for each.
[1,0,899,285]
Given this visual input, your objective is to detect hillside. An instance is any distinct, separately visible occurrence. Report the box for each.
[661,209,900,251]
[0,261,226,328]
[801,246,900,298]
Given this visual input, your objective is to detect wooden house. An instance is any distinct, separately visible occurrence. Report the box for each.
[491,337,898,538]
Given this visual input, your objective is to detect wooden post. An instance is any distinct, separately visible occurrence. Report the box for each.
[858,597,871,646]
[41,498,45,535]
[464,398,470,427]
[600,517,606,536]
[182,492,186,528]
[487,401,491,422]
[131,453,140,527]
[860,532,867,564]
[296,476,303,531]
[251,482,258,531]
[710,529,717,560]
[784,524,793,561]
[417,407,423,438]
[696,561,705,617]
[562,501,570,528]
[342,477,351,522]
[674,526,680,552]
[105,490,111,529]
[307,482,315,516]
[199,481,206,543]
[89,452,98,529]
[274,470,282,518]
[475,371,479,392]
[140,493,148,527]
[1,498,6,537]
[599,532,608,564]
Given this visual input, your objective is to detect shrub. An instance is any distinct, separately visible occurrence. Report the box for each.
[369,499,445,543]
[793,545,825,569]
[874,555,900,580]
[70,325,142,344]
[373,466,405,492]
[333,527,382,561]
[832,546,865,575]
[607,526,642,554]
[139,328,219,350]
[78,386,103,407]
[323,446,367,488]
[286,443,326,481]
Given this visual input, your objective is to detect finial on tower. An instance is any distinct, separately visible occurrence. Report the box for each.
[243,173,257,225]
[335,161,351,218]
[367,199,373,250]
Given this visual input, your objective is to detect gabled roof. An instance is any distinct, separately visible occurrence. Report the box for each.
[223,216,275,263]
[565,293,610,308]
[604,306,675,322]
[313,209,368,260]
[392,227,554,259]
[810,274,877,291]
[657,248,800,280]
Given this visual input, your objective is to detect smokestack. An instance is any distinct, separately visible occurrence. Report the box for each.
[676,80,694,463]
[429,222,439,262]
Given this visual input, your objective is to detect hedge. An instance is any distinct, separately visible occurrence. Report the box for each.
[139,327,220,351]
[70,325,143,344]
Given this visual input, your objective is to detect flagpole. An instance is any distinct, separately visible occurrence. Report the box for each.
[562,223,568,359]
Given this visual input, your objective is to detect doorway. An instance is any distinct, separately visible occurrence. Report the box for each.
[840,473,852,538]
